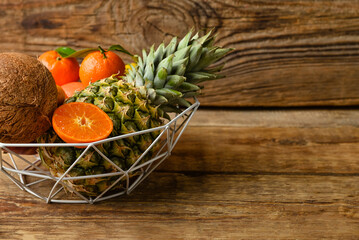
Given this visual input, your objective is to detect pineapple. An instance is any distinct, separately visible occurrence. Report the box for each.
[38,29,232,197]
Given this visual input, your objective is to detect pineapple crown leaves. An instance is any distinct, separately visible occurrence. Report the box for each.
[123,29,233,112]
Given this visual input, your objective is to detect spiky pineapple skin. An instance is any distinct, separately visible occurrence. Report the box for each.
[38,77,164,196]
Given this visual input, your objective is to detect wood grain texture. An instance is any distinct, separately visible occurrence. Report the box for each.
[1,172,359,239]
[0,0,358,106]
[3,109,359,174]
[1,109,359,239]
[159,109,359,173]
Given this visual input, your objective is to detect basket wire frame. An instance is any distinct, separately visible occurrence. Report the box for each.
[0,99,200,204]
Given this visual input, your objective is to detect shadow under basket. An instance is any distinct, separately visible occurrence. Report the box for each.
[0,99,200,204]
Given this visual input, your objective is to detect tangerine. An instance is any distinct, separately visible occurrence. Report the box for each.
[79,49,125,87]
[61,81,85,98]
[38,50,79,86]
[52,102,113,144]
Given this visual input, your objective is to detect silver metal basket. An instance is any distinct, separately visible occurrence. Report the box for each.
[0,99,200,204]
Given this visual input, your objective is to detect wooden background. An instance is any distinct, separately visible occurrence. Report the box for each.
[1,0,359,107]
[1,0,359,239]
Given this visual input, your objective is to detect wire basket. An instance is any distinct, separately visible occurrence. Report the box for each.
[0,99,200,204]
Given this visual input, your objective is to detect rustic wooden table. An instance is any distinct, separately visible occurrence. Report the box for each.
[1,0,359,239]
[1,109,358,239]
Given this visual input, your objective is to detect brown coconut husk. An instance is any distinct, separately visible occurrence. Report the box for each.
[0,52,57,143]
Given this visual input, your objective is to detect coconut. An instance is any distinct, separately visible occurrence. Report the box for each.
[0,52,57,143]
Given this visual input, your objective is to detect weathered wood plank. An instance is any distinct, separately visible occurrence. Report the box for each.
[1,172,358,239]
[185,108,359,128]
[159,109,359,173]
[2,109,359,174]
[0,0,359,106]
